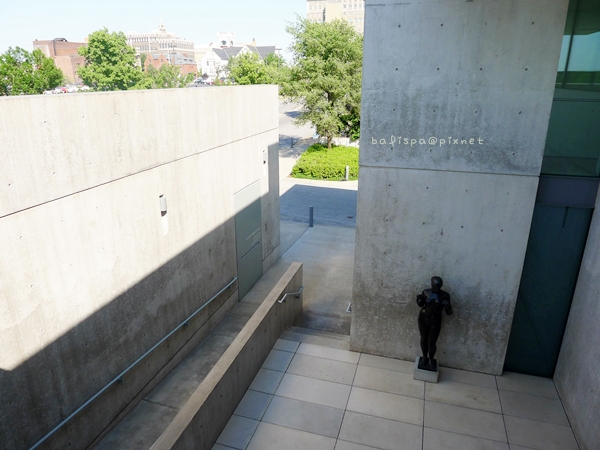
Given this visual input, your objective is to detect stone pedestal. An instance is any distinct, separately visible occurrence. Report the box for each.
[413,357,439,383]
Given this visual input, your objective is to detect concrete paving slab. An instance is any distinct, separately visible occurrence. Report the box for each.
[275,373,352,410]
[347,386,424,426]
[248,369,284,395]
[499,389,569,425]
[358,353,414,374]
[261,349,294,372]
[216,415,259,450]
[262,396,345,438]
[296,342,360,364]
[439,366,498,389]
[338,411,423,450]
[247,422,336,450]
[211,444,237,450]
[335,441,382,450]
[425,380,502,413]
[234,390,273,421]
[504,415,579,450]
[423,428,509,450]
[424,401,507,442]
[353,365,425,399]
[496,372,559,398]
[287,353,357,385]
[272,338,300,353]
[280,327,351,350]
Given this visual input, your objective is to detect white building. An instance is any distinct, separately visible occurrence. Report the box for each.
[126,22,195,56]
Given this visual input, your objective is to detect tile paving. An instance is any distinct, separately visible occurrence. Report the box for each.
[214,337,580,450]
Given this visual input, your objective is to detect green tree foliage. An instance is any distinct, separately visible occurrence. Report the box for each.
[228,51,289,85]
[139,65,195,89]
[78,28,144,91]
[0,47,64,96]
[228,52,270,85]
[282,18,363,148]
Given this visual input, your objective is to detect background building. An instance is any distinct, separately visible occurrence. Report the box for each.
[144,52,198,77]
[306,0,365,33]
[126,21,194,55]
[195,33,281,81]
[33,38,86,83]
[353,0,599,448]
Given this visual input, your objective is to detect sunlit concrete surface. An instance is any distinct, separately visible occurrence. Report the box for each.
[214,334,581,450]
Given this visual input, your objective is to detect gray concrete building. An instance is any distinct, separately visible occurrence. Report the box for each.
[352,0,599,448]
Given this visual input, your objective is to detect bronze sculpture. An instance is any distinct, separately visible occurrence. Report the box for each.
[417,276,452,371]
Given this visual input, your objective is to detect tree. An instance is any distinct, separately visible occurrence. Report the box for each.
[281,18,363,148]
[228,52,270,85]
[141,64,195,89]
[0,47,64,96]
[78,28,144,91]
[227,51,289,85]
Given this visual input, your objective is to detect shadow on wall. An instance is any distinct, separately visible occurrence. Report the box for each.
[280,184,358,228]
[0,192,272,450]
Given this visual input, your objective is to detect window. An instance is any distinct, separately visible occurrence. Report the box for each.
[541,0,600,177]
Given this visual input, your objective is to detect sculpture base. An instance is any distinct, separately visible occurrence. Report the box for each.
[413,357,439,383]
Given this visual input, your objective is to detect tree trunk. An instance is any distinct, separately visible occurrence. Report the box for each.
[327,137,332,149]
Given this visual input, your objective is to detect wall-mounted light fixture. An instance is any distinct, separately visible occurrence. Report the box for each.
[159,195,167,217]
[263,149,267,165]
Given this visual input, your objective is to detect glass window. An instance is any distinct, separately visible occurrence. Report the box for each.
[542,0,600,177]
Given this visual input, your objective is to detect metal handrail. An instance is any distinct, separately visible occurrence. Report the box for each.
[30,277,237,450]
[277,286,304,303]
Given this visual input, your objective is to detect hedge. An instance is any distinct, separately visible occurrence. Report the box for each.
[291,144,359,180]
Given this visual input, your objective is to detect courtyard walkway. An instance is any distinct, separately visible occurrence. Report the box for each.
[213,333,580,450]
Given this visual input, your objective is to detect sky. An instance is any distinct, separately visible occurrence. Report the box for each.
[0,0,307,59]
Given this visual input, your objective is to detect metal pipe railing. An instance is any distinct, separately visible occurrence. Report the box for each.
[30,277,237,450]
[277,286,304,303]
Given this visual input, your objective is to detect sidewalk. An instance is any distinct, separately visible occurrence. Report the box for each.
[213,335,580,450]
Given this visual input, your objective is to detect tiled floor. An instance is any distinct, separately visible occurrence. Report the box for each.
[214,338,580,450]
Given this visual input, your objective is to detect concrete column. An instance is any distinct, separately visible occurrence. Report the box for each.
[352,0,568,374]
[554,187,600,450]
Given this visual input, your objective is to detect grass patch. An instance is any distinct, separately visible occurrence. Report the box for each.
[291,144,359,180]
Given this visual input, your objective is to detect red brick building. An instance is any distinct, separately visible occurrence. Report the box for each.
[33,38,86,83]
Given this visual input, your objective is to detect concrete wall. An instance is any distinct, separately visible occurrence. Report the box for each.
[0,85,280,449]
[351,0,569,374]
[554,189,600,450]
[152,262,303,450]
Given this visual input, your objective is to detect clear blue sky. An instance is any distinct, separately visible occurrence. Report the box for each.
[0,0,307,58]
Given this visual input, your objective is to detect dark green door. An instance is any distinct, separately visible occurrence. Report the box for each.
[234,181,263,300]
[504,204,592,377]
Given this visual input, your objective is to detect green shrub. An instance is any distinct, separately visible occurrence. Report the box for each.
[291,144,359,180]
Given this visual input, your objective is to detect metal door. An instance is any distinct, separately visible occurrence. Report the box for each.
[234,181,263,300]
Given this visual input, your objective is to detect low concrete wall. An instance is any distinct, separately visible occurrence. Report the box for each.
[0,86,279,449]
[151,262,303,450]
[554,190,600,450]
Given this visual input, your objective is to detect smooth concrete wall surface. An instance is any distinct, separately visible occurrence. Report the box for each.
[352,0,568,374]
[351,168,537,374]
[360,0,568,176]
[151,262,303,450]
[0,86,279,449]
[554,191,600,450]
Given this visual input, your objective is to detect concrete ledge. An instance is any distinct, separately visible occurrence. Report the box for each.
[151,262,303,450]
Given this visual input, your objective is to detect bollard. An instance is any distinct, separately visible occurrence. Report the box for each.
[309,206,314,227]
[345,165,349,181]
